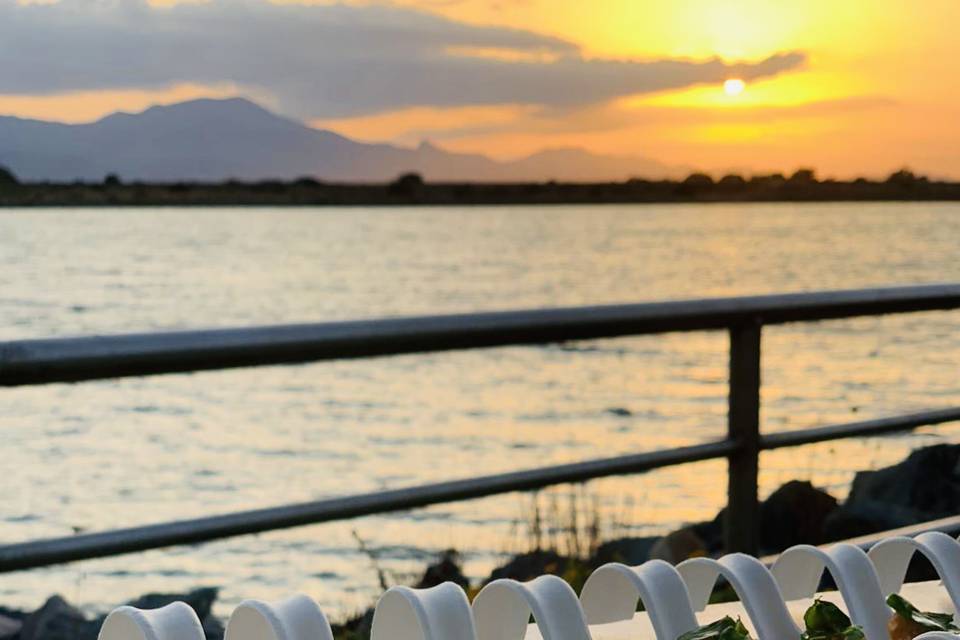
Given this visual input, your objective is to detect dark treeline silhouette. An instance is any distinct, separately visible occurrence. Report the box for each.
[1,165,959,207]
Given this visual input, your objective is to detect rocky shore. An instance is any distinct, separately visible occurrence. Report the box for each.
[4,443,960,640]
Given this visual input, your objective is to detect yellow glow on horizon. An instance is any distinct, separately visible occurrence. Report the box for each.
[312,105,535,145]
[625,67,863,113]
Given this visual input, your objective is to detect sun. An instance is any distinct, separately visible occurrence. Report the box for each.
[723,78,746,96]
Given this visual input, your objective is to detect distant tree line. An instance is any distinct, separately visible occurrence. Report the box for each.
[0,164,957,207]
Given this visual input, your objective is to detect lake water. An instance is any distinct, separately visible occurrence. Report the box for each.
[2,202,959,619]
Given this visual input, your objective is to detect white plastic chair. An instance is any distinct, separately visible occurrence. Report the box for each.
[473,574,591,640]
[579,559,699,640]
[98,602,205,640]
[225,594,334,640]
[371,582,476,640]
[677,553,800,640]
[869,532,960,612]
[771,543,889,640]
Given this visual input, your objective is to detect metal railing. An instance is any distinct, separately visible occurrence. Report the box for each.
[2,284,960,572]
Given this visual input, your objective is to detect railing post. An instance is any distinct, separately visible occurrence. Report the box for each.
[726,321,762,555]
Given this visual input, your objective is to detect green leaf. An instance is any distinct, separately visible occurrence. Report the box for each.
[841,627,866,640]
[804,599,852,633]
[886,593,960,632]
[677,616,753,640]
[799,599,866,640]
[799,627,866,640]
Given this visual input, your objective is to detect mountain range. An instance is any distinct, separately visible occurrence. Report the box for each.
[0,98,681,183]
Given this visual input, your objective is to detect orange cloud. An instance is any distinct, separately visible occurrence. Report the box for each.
[2,0,959,178]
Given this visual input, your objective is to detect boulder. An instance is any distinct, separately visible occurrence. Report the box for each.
[415,549,469,590]
[19,595,97,640]
[201,615,226,640]
[0,613,22,639]
[124,587,219,622]
[847,444,960,516]
[591,536,659,567]
[690,516,724,555]
[823,501,921,541]
[649,527,706,564]
[825,444,960,541]
[0,607,24,621]
[331,607,374,640]
[687,480,839,555]
[759,480,838,553]
[486,549,571,583]
[1,589,224,640]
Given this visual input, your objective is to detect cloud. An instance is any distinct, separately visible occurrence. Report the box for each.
[318,96,897,149]
[0,0,806,118]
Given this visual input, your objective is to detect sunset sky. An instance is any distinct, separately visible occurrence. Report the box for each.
[2,0,958,178]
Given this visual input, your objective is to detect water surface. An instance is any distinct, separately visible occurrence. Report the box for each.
[2,202,959,617]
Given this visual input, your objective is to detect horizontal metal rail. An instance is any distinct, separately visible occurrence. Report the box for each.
[0,439,739,572]
[3,407,959,573]
[2,284,959,569]
[760,407,960,450]
[2,284,959,386]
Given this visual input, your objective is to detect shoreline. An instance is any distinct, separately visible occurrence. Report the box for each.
[2,171,960,207]
[4,442,959,639]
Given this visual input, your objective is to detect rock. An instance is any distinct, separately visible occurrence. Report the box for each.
[591,536,658,566]
[201,614,225,640]
[415,549,469,590]
[823,500,927,541]
[690,514,725,555]
[332,607,374,640]
[0,606,24,622]
[825,444,960,541]
[3,589,224,640]
[124,587,219,621]
[682,480,838,555]
[19,595,97,640]
[848,444,960,516]
[605,407,633,417]
[0,613,22,639]
[759,480,838,553]
[486,549,571,583]
[649,527,706,564]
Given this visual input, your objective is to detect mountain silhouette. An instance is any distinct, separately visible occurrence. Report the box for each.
[0,97,681,183]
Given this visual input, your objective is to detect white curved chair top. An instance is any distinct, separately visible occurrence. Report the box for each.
[771,543,889,640]
[869,532,960,612]
[92,532,960,640]
[225,594,334,640]
[580,559,698,640]
[98,602,205,640]
[473,575,591,640]
[677,553,799,640]
[371,582,476,640]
